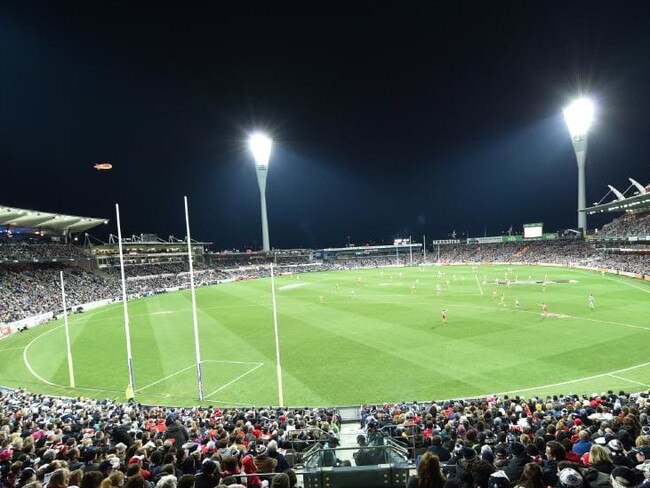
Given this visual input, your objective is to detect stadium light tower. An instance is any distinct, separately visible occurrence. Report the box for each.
[563,97,594,234]
[249,132,273,252]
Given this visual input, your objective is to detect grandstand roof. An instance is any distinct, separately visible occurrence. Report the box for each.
[0,205,108,233]
[586,193,650,215]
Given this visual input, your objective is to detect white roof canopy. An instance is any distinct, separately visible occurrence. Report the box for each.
[0,205,108,233]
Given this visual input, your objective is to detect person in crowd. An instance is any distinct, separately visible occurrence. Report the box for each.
[194,460,220,488]
[572,431,593,457]
[80,472,104,488]
[427,435,451,462]
[504,443,531,483]
[266,441,289,473]
[558,467,583,488]
[353,435,376,466]
[610,466,639,488]
[514,463,545,488]
[588,444,614,474]
[407,452,446,488]
[270,473,290,488]
[543,441,565,486]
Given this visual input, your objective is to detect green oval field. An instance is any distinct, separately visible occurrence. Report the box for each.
[1,265,649,406]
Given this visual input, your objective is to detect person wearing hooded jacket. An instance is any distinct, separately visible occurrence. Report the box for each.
[455,447,496,488]
[504,443,532,484]
[163,417,189,448]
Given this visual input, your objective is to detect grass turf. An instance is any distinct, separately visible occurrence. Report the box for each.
[1,265,649,406]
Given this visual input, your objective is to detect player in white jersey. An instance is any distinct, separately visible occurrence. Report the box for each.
[588,293,595,310]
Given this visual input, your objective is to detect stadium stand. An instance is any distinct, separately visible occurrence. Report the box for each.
[0,244,90,263]
[2,388,650,488]
[596,213,650,240]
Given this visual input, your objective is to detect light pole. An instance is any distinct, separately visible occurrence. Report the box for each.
[563,98,594,234]
[249,132,273,252]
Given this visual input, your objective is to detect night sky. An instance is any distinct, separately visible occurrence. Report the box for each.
[2,3,650,250]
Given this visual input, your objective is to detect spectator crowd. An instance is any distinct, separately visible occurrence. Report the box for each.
[364,390,650,488]
[597,214,650,240]
[0,245,89,263]
[0,388,339,488]
[5,387,650,488]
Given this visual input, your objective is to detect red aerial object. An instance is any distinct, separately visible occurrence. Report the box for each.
[94,163,113,171]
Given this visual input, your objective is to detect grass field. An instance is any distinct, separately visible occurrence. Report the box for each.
[1,265,650,407]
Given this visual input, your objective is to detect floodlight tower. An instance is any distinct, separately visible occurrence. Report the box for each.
[249,132,273,252]
[563,98,594,234]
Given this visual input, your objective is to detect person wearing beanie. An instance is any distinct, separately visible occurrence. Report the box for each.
[194,459,220,488]
[456,447,496,488]
[253,444,278,482]
[610,466,638,488]
[481,450,495,465]
[494,447,510,469]
[558,468,583,488]
[505,443,532,483]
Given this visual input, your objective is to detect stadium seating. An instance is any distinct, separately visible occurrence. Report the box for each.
[596,213,650,239]
[1,388,649,488]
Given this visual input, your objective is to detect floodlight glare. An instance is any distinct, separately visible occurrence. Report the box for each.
[563,97,595,234]
[249,132,273,168]
[563,98,594,141]
[248,132,273,252]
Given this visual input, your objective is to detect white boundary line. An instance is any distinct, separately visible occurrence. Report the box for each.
[0,347,27,353]
[575,269,650,295]
[607,374,650,388]
[203,359,262,365]
[136,360,265,394]
[204,362,264,399]
[493,360,650,396]
[23,324,68,388]
[22,307,114,389]
[137,364,197,393]
[607,277,650,294]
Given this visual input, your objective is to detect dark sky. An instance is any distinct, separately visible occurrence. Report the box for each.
[2,2,650,250]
